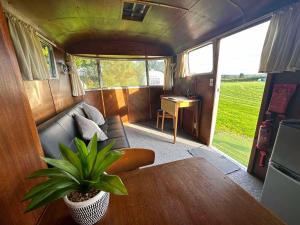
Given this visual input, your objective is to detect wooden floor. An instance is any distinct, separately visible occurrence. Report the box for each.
[39,158,283,225]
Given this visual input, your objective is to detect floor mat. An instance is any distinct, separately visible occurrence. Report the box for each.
[188,148,240,175]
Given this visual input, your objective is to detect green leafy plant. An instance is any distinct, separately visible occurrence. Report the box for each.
[23,134,128,212]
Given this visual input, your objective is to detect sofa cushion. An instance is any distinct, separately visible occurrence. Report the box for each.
[107,122,124,131]
[97,137,129,151]
[56,114,81,138]
[106,116,121,125]
[107,129,126,139]
[102,116,124,132]
[83,103,105,126]
[74,114,108,141]
[39,122,74,159]
[100,123,108,134]
[67,107,86,118]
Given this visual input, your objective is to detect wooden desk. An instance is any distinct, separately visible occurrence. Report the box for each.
[161,96,200,143]
[39,158,284,225]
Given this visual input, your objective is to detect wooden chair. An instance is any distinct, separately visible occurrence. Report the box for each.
[156,109,173,130]
[107,148,155,174]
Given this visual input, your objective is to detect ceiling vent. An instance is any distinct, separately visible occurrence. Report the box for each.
[122,2,150,22]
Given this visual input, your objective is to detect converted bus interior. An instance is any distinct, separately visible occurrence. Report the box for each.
[1,0,300,225]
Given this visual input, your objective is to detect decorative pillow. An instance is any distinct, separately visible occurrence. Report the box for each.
[82,103,105,126]
[74,114,108,141]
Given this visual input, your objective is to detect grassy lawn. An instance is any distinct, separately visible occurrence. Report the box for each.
[213,132,253,166]
[212,81,265,166]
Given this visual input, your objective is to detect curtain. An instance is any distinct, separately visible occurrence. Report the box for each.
[175,52,188,78]
[66,54,85,96]
[259,3,300,73]
[164,57,173,90]
[7,14,50,80]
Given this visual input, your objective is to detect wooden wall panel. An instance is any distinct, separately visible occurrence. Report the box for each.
[24,80,56,124]
[49,49,82,113]
[49,75,77,113]
[173,41,219,145]
[84,90,104,115]
[0,6,46,225]
[83,87,163,123]
[182,108,195,136]
[149,87,164,119]
[102,88,129,122]
[24,48,82,124]
[128,88,150,122]
[173,75,215,145]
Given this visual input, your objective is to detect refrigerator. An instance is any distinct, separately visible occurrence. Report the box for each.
[261,120,300,225]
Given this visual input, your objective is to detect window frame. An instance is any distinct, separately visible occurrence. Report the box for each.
[187,43,214,76]
[40,40,58,79]
[75,55,167,90]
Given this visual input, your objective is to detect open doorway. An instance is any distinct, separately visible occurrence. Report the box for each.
[212,21,270,167]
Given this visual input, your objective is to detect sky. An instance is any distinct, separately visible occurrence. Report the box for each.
[218,21,270,75]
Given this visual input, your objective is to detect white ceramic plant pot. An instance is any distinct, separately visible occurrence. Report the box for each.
[64,191,110,225]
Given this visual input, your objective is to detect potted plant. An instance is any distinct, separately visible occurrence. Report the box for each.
[23,134,128,225]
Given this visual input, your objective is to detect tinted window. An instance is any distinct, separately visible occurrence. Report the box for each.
[74,57,100,89]
[100,60,147,87]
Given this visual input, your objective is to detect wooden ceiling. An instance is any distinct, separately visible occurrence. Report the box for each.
[1,0,297,55]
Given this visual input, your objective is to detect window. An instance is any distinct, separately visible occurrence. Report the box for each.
[41,41,57,79]
[74,56,166,90]
[100,59,147,87]
[188,44,213,75]
[74,57,100,89]
[148,59,165,86]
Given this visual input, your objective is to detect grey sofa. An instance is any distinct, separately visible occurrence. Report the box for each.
[38,102,130,159]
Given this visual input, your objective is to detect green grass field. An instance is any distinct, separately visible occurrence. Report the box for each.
[212,81,265,166]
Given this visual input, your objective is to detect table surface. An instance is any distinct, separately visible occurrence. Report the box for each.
[162,96,200,103]
[39,158,285,225]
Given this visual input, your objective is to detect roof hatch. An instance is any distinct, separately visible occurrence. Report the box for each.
[122,1,150,22]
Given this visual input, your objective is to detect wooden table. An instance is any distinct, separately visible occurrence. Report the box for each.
[39,158,284,225]
[161,96,200,143]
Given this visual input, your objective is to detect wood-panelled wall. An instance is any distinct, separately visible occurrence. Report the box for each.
[0,6,46,225]
[173,41,219,145]
[24,48,83,124]
[173,75,215,145]
[248,71,300,180]
[84,87,164,123]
